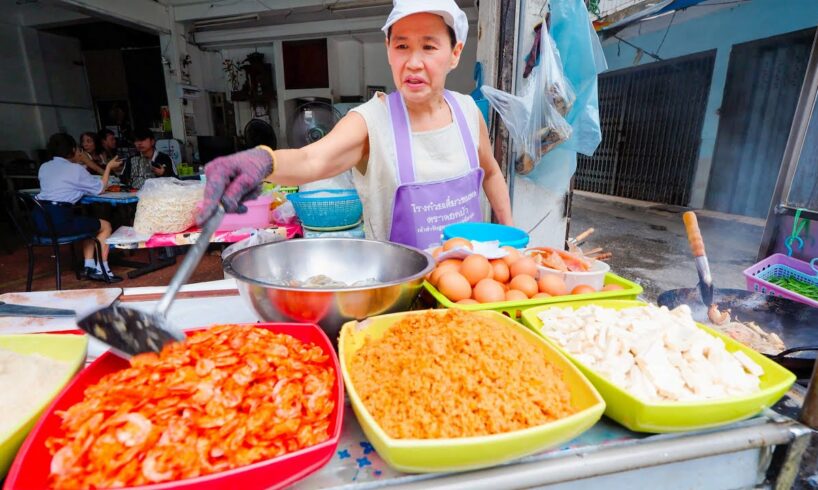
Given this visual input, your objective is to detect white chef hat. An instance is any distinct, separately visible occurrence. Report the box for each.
[382,0,469,45]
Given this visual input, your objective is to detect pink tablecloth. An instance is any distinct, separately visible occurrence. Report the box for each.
[112,223,302,249]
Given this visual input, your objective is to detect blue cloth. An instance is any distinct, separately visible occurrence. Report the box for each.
[80,194,139,206]
[36,157,103,204]
[470,62,491,126]
[529,0,607,192]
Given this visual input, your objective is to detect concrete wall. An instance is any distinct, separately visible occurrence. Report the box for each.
[601,0,818,209]
[0,23,96,159]
[216,30,479,148]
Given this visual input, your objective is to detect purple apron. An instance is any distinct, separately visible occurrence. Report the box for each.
[387,90,484,249]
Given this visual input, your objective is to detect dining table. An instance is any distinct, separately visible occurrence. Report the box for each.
[106,222,302,278]
[79,191,139,206]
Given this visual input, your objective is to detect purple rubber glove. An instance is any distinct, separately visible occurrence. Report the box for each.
[197,147,273,226]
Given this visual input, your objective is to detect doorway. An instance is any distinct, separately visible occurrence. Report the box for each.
[705,28,816,218]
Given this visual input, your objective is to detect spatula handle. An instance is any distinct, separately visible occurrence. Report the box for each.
[155,206,225,319]
[683,211,706,258]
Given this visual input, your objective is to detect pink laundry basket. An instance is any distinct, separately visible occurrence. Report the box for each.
[743,253,818,308]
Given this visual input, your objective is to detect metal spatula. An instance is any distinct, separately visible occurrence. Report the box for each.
[682,211,714,308]
[0,302,75,318]
[77,207,225,358]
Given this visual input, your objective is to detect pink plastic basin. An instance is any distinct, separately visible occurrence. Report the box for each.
[218,196,272,231]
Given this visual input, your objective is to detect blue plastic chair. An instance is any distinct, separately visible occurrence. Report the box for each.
[7,193,106,291]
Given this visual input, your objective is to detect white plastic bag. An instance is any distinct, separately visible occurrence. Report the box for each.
[106,226,152,245]
[540,28,576,117]
[222,229,286,260]
[481,21,572,175]
[272,201,298,225]
[133,178,204,234]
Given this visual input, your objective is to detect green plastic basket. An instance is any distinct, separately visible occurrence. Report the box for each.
[423,273,643,320]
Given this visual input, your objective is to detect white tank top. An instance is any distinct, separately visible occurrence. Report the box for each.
[349,91,482,241]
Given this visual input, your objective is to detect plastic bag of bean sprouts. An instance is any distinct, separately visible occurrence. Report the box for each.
[133,178,205,234]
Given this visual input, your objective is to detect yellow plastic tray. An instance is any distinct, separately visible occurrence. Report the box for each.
[339,310,606,473]
[0,334,87,478]
[521,300,796,433]
[423,272,643,319]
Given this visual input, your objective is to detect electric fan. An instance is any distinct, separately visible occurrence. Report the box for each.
[243,118,277,149]
[287,100,342,148]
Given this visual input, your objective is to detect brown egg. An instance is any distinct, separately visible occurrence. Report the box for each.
[431,247,443,259]
[602,283,625,291]
[509,274,538,298]
[437,271,472,302]
[438,259,463,271]
[457,298,479,305]
[538,275,568,296]
[443,238,473,251]
[490,260,510,284]
[459,254,492,286]
[532,292,552,299]
[501,246,522,266]
[571,284,597,295]
[505,289,528,302]
[509,257,538,278]
[429,267,450,286]
[472,278,506,304]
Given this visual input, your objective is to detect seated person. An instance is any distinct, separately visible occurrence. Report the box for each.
[98,128,119,164]
[121,128,176,189]
[35,133,124,282]
[76,132,106,175]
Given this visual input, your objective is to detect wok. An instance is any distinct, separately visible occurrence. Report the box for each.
[660,211,818,379]
[657,287,818,379]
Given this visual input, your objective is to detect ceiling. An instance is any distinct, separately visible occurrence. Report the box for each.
[175,0,476,33]
[4,0,477,48]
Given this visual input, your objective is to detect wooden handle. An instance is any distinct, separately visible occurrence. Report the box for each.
[683,211,706,257]
[574,227,595,244]
[119,289,240,303]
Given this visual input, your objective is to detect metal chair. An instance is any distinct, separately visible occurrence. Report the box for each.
[6,192,106,291]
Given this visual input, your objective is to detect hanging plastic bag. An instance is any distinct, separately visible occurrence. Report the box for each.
[481,22,572,176]
[549,0,607,156]
[525,0,607,192]
[534,24,576,118]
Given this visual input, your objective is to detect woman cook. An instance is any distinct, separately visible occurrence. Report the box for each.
[199,0,512,249]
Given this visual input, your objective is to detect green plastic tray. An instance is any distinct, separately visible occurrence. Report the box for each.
[339,310,605,472]
[0,334,87,478]
[423,272,643,319]
[521,300,796,433]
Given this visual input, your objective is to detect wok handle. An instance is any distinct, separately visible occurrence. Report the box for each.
[683,211,705,258]
[771,345,818,360]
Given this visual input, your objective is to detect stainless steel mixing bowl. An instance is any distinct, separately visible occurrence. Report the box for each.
[223,238,435,345]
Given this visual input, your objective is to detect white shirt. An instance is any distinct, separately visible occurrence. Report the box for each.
[36,157,103,204]
[349,91,481,241]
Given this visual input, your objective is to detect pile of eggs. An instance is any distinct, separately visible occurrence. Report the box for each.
[427,238,623,305]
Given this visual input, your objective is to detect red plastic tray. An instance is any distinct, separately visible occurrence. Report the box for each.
[4,323,344,490]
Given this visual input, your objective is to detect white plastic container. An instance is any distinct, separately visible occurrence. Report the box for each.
[536,259,610,291]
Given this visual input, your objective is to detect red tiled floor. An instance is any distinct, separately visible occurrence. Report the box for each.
[0,240,225,294]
